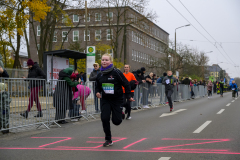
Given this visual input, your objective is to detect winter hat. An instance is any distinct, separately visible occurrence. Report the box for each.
[137,69,141,74]
[163,72,167,77]
[70,73,77,79]
[141,67,146,71]
[27,59,34,66]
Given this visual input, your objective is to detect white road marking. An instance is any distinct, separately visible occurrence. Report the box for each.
[158,157,171,160]
[193,121,212,133]
[217,109,225,114]
[232,100,235,102]
[160,109,187,117]
[226,103,231,106]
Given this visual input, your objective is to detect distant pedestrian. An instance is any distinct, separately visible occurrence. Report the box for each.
[219,79,224,97]
[20,59,46,119]
[230,80,238,99]
[207,80,213,99]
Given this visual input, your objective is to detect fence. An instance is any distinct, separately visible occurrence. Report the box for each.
[0,78,207,132]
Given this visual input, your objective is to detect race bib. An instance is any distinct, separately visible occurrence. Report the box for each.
[166,79,170,84]
[232,88,235,90]
[102,83,114,94]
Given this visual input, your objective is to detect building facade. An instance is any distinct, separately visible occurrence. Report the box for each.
[29,6,169,75]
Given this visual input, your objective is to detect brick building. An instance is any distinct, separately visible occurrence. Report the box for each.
[29,6,169,75]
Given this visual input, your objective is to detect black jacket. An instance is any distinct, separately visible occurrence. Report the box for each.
[27,62,46,88]
[134,73,143,85]
[0,70,9,78]
[89,69,100,81]
[182,78,190,85]
[95,68,131,101]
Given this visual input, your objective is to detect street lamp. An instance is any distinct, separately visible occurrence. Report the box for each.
[168,55,171,70]
[205,51,213,54]
[175,24,191,54]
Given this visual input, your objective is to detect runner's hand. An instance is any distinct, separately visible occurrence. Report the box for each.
[129,97,135,102]
[96,92,101,98]
[0,67,3,73]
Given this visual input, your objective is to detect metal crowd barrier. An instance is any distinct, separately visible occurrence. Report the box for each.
[0,78,208,133]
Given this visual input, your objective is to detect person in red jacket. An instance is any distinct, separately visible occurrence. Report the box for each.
[122,64,137,120]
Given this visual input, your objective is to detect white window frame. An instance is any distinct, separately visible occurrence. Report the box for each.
[84,14,90,22]
[73,31,79,42]
[84,30,90,41]
[23,61,28,68]
[95,13,101,21]
[107,49,113,58]
[132,31,134,41]
[132,50,134,60]
[73,14,79,22]
[37,25,40,36]
[106,29,113,40]
[136,51,138,62]
[53,31,57,42]
[106,12,113,21]
[62,15,67,23]
[62,31,68,42]
[95,29,101,41]
[134,50,136,61]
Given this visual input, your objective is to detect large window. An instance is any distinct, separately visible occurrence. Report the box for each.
[95,30,101,41]
[73,15,79,22]
[84,14,90,22]
[95,13,101,21]
[37,26,40,36]
[106,29,113,40]
[53,31,57,42]
[84,30,90,41]
[73,31,79,41]
[62,31,68,42]
[132,50,134,61]
[107,49,113,58]
[106,12,113,21]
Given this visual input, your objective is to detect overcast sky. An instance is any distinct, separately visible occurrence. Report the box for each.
[148,0,240,78]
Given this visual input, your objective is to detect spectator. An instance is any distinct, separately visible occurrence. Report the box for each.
[20,59,46,119]
[230,80,238,98]
[72,84,91,118]
[0,68,11,134]
[182,76,191,85]
[132,69,143,110]
[140,67,148,108]
[145,72,154,106]
[157,72,167,83]
[89,63,100,113]
[53,68,81,124]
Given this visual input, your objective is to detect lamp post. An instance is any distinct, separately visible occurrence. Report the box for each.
[85,0,88,78]
[168,54,171,70]
[175,24,191,55]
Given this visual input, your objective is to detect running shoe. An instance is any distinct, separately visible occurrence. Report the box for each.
[143,105,150,109]
[81,110,86,114]
[103,140,113,147]
[126,116,131,120]
[122,111,125,120]
[71,119,78,122]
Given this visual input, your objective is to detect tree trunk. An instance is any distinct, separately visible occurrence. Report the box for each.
[24,28,31,59]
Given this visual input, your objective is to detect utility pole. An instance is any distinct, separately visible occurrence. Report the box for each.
[85,0,88,78]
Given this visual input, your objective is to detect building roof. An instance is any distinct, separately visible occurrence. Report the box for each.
[44,49,86,59]
[206,65,222,72]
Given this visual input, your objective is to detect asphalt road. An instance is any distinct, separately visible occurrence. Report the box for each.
[0,92,240,160]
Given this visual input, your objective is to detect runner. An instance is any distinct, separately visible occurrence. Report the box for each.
[219,79,224,97]
[162,71,176,112]
[95,54,134,147]
[230,80,238,99]
[122,64,137,120]
[207,80,213,99]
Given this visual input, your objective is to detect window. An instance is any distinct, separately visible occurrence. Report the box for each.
[95,13,101,21]
[106,29,113,40]
[23,61,27,68]
[84,14,90,22]
[132,31,134,41]
[62,31,68,42]
[53,31,57,42]
[62,15,67,23]
[95,30,101,41]
[73,31,79,41]
[131,14,134,22]
[73,15,79,22]
[37,26,40,36]
[84,30,90,41]
[107,49,113,58]
[136,51,138,62]
[106,12,113,21]
[132,50,134,60]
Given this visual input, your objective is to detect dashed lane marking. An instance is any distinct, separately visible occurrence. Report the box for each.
[159,109,187,118]
[232,100,235,102]
[158,157,171,160]
[217,109,225,114]
[193,121,212,133]
[226,103,231,106]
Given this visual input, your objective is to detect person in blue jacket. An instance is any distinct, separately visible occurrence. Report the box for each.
[230,80,238,98]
